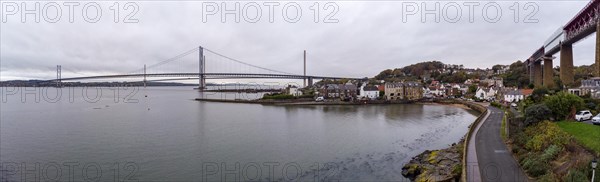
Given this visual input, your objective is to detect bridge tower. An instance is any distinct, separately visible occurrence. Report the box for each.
[143,64,147,87]
[199,46,206,90]
[304,50,306,88]
[56,65,61,87]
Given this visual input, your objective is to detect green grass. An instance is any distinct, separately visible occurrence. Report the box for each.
[557,121,600,154]
[262,94,294,100]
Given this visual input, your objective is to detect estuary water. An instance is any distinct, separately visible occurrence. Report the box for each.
[0,86,477,181]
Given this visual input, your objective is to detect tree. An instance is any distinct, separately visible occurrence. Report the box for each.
[502,61,529,88]
[374,69,393,80]
[524,103,551,126]
[552,77,563,91]
[492,64,504,73]
[531,88,548,103]
[543,92,584,121]
[468,85,478,94]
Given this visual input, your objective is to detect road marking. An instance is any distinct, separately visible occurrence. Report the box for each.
[494,150,508,153]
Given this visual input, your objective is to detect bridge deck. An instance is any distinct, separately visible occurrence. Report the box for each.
[47,73,362,82]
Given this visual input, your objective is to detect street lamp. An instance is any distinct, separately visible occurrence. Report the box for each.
[592,159,597,182]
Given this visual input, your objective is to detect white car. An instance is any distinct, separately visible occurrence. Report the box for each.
[315,97,325,102]
[510,103,518,108]
[575,110,593,121]
[592,114,600,125]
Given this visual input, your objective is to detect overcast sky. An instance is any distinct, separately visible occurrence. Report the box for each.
[0,1,596,82]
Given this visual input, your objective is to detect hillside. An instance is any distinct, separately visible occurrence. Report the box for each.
[373,61,485,84]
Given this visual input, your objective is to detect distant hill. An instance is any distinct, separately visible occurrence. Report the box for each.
[373,61,485,83]
[374,61,443,81]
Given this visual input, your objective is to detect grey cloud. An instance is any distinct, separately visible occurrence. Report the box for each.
[0,1,595,81]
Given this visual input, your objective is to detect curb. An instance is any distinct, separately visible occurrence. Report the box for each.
[461,102,489,182]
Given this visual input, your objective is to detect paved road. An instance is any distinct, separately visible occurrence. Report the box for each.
[580,118,597,125]
[475,106,529,182]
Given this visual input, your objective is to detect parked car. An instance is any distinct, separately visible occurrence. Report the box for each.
[510,103,517,108]
[315,96,325,102]
[592,114,600,125]
[575,110,593,121]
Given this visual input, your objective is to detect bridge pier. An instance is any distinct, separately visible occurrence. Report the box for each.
[543,57,554,88]
[143,64,147,87]
[308,77,313,87]
[56,65,61,87]
[533,61,543,88]
[560,44,574,87]
[528,60,534,85]
[199,46,206,90]
[596,21,600,77]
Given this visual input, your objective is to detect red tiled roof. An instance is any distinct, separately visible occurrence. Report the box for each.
[520,89,533,96]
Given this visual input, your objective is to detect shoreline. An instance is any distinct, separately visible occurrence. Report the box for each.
[194,98,479,113]
[402,100,487,181]
[194,98,437,106]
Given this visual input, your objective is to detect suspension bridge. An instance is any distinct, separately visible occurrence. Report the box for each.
[45,46,362,89]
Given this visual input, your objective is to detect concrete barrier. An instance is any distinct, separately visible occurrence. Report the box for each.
[458,101,488,182]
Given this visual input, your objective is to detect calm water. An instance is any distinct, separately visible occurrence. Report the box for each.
[0,86,477,181]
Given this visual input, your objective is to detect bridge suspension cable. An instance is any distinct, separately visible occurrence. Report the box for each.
[128,47,199,74]
[203,48,295,75]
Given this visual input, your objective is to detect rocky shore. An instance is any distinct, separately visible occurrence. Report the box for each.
[401,140,464,182]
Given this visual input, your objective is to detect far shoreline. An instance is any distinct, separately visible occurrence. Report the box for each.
[194,97,477,111]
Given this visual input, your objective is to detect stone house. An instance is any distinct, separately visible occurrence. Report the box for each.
[385,82,405,100]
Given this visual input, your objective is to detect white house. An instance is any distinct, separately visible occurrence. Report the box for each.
[475,87,497,101]
[579,77,600,98]
[360,85,379,100]
[423,87,433,98]
[286,85,303,96]
[503,90,523,103]
[428,85,446,97]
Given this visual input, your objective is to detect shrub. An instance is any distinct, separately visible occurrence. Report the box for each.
[513,131,529,147]
[524,121,571,152]
[521,155,548,177]
[543,92,584,121]
[538,173,559,182]
[519,97,535,113]
[490,102,503,108]
[540,145,562,161]
[524,104,551,126]
[586,102,597,111]
[562,168,588,182]
[531,88,549,102]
